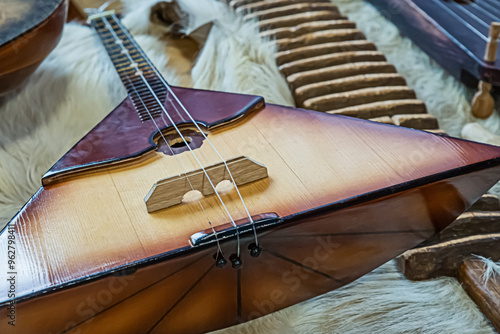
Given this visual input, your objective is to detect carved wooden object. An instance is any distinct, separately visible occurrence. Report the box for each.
[459,258,500,333]
[472,23,500,119]
[1,4,500,333]
[229,0,438,131]
[397,194,500,280]
[397,234,500,280]
[367,0,500,88]
[144,156,268,213]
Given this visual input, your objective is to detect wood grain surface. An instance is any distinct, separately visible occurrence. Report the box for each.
[1,95,500,332]
[459,258,500,332]
[367,0,500,88]
[0,0,67,94]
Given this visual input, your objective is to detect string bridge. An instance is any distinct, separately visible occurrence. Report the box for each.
[144,156,268,213]
[190,213,279,247]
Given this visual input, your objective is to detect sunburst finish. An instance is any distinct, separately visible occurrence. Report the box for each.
[2,9,500,334]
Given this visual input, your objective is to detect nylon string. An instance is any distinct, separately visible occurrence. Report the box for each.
[111,14,260,249]
[99,16,229,257]
[99,15,252,257]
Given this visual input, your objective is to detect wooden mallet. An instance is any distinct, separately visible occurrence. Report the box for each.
[471,22,500,119]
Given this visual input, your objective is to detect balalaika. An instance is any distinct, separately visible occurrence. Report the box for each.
[2,9,500,334]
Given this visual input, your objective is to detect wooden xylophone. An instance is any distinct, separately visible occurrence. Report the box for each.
[229,0,441,131]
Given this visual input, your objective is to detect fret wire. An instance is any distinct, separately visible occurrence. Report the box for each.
[91,15,167,122]
[102,41,135,51]
[114,60,148,68]
[128,88,167,97]
[129,87,167,95]
[109,48,141,55]
[94,21,119,28]
[123,78,166,91]
[116,61,152,69]
[115,66,150,75]
[129,95,167,104]
[109,54,144,62]
[109,51,143,59]
[117,66,148,74]
[101,39,135,48]
[108,13,258,250]
[98,31,127,38]
[109,49,142,58]
[133,102,167,109]
[102,38,135,46]
[101,37,122,44]
[95,25,120,33]
[110,53,148,63]
[125,80,165,87]
[119,71,156,81]
[113,57,149,66]
[125,73,162,80]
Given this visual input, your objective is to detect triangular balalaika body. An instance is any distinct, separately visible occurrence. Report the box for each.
[1,87,500,333]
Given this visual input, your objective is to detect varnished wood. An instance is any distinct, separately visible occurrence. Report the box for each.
[397,233,500,280]
[0,0,68,95]
[367,0,500,88]
[2,99,500,333]
[484,23,500,63]
[472,23,500,119]
[398,193,500,281]
[2,8,500,333]
[468,194,500,211]
[459,258,500,333]
[472,81,495,119]
[144,156,268,213]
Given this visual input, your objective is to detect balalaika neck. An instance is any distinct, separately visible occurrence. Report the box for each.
[89,11,166,122]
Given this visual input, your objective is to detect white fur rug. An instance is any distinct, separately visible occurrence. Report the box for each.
[0,0,498,333]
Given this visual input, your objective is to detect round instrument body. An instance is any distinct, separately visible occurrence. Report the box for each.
[0,0,68,95]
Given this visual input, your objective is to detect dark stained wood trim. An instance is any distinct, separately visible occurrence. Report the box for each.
[42,87,264,186]
[367,0,500,88]
[4,156,500,307]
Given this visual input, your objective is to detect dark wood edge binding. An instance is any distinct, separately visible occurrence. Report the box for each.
[41,92,265,186]
[366,0,500,87]
[2,155,500,307]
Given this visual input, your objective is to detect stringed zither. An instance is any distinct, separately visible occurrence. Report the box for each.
[2,8,500,334]
[366,0,500,117]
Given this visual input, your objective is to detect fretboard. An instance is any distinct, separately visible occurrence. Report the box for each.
[89,12,166,122]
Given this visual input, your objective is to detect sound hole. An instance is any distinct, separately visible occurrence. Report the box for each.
[168,136,192,148]
[155,128,206,156]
